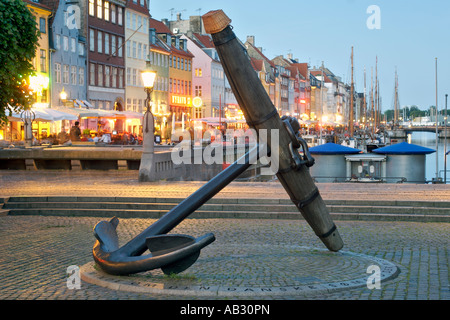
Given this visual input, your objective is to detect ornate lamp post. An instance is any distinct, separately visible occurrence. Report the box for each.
[139,60,158,182]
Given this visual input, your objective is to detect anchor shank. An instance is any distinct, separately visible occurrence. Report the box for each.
[203,10,344,252]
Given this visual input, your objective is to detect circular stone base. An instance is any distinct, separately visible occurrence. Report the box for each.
[81,245,400,297]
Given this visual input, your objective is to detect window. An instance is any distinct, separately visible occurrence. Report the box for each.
[70,66,77,85]
[195,85,202,97]
[138,43,142,59]
[132,14,136,30]
[78,42,84,56]
[104,2,109,21]
[110,4,116,23]
[111,35,116,56]
[169,78,172,93]
[105,66,110,87]
[63,36,68,51]
[126,68,131,85]
[97,31,102,53]
[40,49,46,72]
[39,17,46,33]
[89,29,95,51]
[104,33,109,55]
[132,41,136,58]
[71,38,76,53]
[90,63,95,85]
[54,63,61,83]
[118,7,123,26]
[138,16,141,30]
[132,69,136,86]
[177,57,180,69]
[118,37,123,57]
[63,65,69,84]
[126,12,130,29]
[78,67,84,86]
[89,0,95,16]
[97,0,102,19]
[195,68,202,77]
[143,44,147,60]
[181,58,184,71]
[55,34,60,50]
[126,41,131,58]
[112,67,117,87]
[119,68,124,88]
[98,65,103,86]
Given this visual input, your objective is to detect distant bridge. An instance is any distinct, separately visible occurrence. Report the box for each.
[387,126,450,138]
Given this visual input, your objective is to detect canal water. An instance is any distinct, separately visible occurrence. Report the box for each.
[407,131,449,183]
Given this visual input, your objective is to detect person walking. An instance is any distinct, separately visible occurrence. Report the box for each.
[70,121,81,141]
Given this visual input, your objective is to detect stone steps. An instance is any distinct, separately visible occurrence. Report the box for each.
[1,196,449,222]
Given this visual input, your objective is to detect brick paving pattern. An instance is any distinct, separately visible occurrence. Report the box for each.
[0,170,449,300]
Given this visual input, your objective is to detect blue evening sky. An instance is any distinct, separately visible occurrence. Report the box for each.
[150,0,450,112]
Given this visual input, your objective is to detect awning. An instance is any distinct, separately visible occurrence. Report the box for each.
[7,107,77,122]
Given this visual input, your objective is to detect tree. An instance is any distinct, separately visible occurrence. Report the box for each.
[0,0,40,126]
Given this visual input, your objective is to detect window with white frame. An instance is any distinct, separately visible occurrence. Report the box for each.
[71,66,77,85]
[54,63,61,83]
[78,67,84,85]
[55,34,60,50]
[63,36,68,51]
[71,38,76,53]
[63,65,69,84]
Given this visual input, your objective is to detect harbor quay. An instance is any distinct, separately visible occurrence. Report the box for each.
[0,170,449,302]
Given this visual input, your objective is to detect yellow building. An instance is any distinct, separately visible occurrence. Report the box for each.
[24,0,52,107]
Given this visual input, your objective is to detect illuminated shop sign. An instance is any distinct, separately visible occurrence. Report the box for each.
[171,95,192,106]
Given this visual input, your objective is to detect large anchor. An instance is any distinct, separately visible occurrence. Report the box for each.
[93,144,263,276]
[92,10,344,277]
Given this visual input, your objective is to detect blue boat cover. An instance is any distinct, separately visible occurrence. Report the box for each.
[309,142,361,154]
[372,142,435,155]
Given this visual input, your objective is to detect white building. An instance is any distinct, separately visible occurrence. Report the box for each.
[124,0,150,113]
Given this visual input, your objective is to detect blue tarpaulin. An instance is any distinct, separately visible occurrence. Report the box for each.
[372,142,435,155]
[309,143,361,154]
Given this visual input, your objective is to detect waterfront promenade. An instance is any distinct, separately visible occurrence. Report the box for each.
[0,170,449,300]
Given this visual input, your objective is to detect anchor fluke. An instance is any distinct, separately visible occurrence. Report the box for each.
[146,234,215,275]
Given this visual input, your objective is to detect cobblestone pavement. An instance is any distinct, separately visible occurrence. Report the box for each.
[0,170,449,301]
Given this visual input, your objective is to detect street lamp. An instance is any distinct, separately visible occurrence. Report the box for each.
[60,87,67,101]
[139,60,157,182]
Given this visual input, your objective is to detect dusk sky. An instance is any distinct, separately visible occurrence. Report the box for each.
[150,0,450,113]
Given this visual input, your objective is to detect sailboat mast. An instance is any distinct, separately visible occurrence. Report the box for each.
[375,56,378,133]
[371,67,374,136]
[350,47,354,137]
[364,66,367,129]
